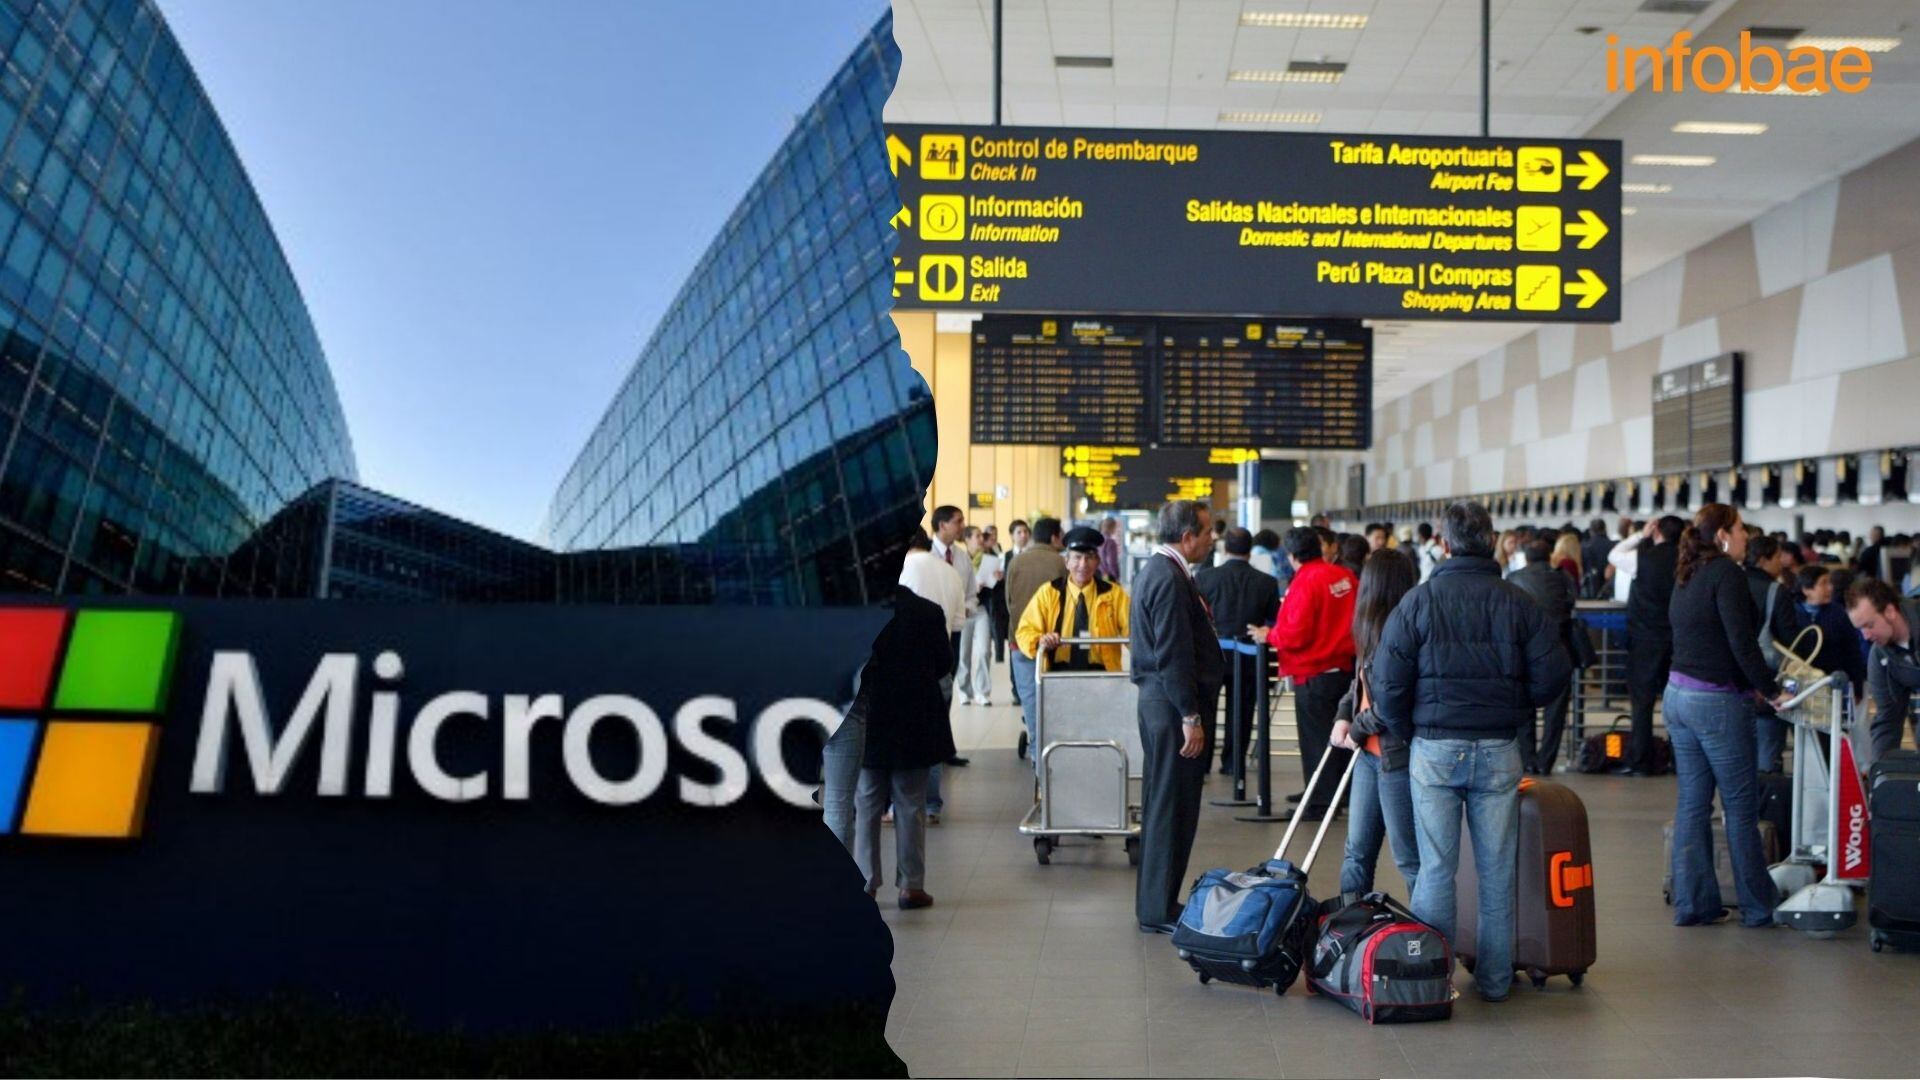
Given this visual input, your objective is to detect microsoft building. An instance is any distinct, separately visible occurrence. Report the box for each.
[0,3,926,608]
[542,11,933,607]
[0,0,355,597]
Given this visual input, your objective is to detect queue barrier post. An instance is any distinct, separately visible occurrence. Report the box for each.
[1210,639,1254,808]
[1235,640,1287,824]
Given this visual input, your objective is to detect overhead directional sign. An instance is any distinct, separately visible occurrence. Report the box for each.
[887,125,1622,322]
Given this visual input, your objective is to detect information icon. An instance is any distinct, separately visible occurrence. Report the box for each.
[919,194,965,240]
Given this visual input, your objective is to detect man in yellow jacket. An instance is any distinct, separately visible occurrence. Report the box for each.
[1017,526,1131,679]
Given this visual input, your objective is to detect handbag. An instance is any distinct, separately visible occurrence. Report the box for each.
[1774,625,1830,725]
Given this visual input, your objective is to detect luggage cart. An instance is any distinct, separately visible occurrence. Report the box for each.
[1018,635,1143,866]
[1769,674,1872,937]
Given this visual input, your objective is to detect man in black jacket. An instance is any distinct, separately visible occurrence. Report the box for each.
[853,585,958,910]
[1744,535,1805,773]
[1510,539,1578,775]
[1624,515,1685,775]
[1129,500,1226,933]
[1196,526,1281,776]
[1372,501,1570,1003]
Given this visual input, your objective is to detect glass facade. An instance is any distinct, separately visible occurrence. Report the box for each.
[543,12,935,606]
[240,480,553,603]
[0,0,356,597]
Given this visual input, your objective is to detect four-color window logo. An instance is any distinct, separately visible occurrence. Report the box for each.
[0,609,181,839]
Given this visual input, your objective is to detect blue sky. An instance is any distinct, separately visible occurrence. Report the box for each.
[160,0,890,539]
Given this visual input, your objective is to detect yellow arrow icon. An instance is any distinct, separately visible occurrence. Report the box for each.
[886,134,913,177]
[1565,208,1609,249]
[1566,150,1609,191]
[1564,268,1608,309]
[891,256,914,298]
[889,204,912,230]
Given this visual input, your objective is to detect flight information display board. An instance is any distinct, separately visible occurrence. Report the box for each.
[972,315,1369,449]
[969,317,1153,445]
[1063,447,1250,508]
[888,125,1621,322]
[1159,320,1371,448]
[1651,353,1743,473]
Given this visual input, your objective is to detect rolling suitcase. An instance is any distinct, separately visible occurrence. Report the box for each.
[1172,746,1357,995]
[1868,750,1920,952]
[1662,815,1783,905]
[1307,891,1454,1023]
[1454,778,1596,988]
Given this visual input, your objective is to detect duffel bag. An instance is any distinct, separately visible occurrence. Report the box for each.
[1308,891,1454,1023]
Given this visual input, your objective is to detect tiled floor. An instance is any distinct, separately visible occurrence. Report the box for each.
[876,663,1920,1078]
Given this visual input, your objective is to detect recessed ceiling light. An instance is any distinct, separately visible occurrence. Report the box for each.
[1218,109,1323,124]
[1632,154,1716,167]
[1232,61,1348,84]
[1672,121,1768,135]
[1622,207,1638,216]
[1790,35,1901,53]
[1241,12,1368,30]
[1621,182,1672,193]
[1745,26,1805,42]
[1639,0,1710,14]
[1054,55,1114,68]
[1727,83,1823,96]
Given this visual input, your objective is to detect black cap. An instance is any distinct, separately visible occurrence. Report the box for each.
[1063,526,1103,553]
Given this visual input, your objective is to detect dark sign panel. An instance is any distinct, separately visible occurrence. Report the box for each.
[888,125,1621,322]
[970,316,1153,445]
[0,599,896,1038]
[1651,353,1744,473]
[1063,446,1254,508]
[972,315,1369,450]
[1159,319,1370,448]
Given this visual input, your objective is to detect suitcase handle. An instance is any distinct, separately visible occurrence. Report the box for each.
[1272,743,1360,869]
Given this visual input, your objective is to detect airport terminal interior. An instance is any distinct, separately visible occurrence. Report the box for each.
[876,668,1919,1080]
[871,0,1920,1077]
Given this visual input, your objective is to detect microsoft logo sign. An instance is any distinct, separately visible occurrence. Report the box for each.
[0,609,181,839]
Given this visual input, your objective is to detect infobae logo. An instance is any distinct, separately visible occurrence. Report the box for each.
[1607,31,1877,95]
[0,609,182,839]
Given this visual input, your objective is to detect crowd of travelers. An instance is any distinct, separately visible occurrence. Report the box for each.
[821,497,1920,999]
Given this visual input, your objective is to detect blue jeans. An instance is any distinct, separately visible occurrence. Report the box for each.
[1012,651,1039,775]
[1341,749,1420,897]
[1753,704,1787,774]
[820,697,867,854]
[1665,685,1779,927]
[1409,737,1522,1000]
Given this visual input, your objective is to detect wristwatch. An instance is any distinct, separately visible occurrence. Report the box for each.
[1181,715,1200,727]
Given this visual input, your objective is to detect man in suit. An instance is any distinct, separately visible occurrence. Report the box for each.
[1129,501,1226,933]
[1196,527,1281,777]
